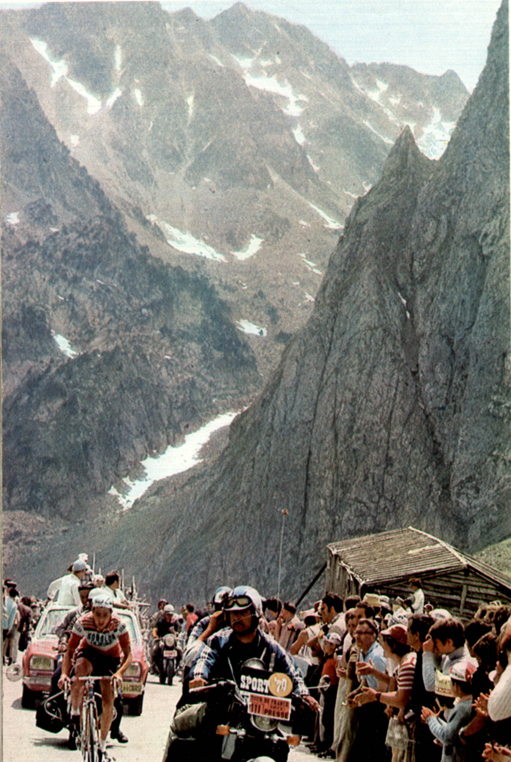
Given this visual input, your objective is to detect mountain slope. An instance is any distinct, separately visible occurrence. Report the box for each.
[1,57,259,520]
[150,0,509,601]
[0,1,468,378]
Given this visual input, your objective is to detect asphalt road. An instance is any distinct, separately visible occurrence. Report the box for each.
[2,666,313,762]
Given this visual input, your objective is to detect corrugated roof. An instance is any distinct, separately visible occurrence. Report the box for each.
[327,527,511,590]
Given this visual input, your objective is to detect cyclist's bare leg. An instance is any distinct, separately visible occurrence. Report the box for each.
[70,657,93,715]
[99,678,115,744]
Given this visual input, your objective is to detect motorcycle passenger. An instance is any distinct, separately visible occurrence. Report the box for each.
[152,604,179,675]
[151,599,168,628]
[188,585,320,713]
[182,587,232,670]
[58,595,132,761]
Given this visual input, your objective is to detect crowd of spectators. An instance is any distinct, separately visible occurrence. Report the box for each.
[5,562,511,762]
[239,580,511,762]
[2,578,44,665]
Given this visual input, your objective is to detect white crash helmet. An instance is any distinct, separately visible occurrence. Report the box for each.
[164,604,175,614]
[212,586,233,606]
[224,585,263,617]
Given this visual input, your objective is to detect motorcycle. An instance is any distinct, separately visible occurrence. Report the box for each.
[157,633,179,685]
[162,658,309,762]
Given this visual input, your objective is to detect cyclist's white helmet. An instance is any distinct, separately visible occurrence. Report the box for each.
[225,586,263,616]
[164,604,175,614]
[91,595,113,610]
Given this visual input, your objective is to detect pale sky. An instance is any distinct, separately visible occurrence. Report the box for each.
[0,0,502,91]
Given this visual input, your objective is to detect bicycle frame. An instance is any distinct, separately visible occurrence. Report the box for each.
[77,675,109,762]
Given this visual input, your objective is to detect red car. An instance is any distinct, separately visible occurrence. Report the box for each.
[21,603,149,715]
[116,608,150,715]
[21,603,72,708]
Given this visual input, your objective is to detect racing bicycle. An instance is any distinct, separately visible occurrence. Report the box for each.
[76,675,118,762]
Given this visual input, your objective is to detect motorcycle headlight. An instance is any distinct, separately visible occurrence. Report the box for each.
[124,663,142,679]
[250,715,279,732]
[29,655,54,671]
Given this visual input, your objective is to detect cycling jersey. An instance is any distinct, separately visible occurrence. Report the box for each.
[68,612,130,659]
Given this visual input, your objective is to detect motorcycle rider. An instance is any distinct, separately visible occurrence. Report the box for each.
[188,585,320,713]
[152,604,179,675]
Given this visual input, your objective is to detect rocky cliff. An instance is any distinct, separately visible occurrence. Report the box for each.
[148,0,510,601]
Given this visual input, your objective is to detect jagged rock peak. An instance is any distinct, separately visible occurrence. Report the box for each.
[171,6,201,22]
[439,69,467,89]
[216,2,254,20]
[381,125,431,179]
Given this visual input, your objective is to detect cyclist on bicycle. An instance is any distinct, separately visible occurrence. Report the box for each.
[58,595,132,760]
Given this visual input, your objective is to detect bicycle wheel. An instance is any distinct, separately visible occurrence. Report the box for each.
[82,700,101,762]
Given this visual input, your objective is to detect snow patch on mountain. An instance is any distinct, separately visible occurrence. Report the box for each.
[187,93,194,121]
[147,215,227,262]
[367,79,389,105]
[66,78,102,114]
[363,120,394,145]
[52,331,78,358]
[30,37,122,115]
[307,154,320,172]
[6,212,20,225]
[236,320,267,337]
[292,125,306,145]
[30,38,68,86]
[297,252,322,275]
[231,235,264,261]
[417,108,456,159]
[231,53,255,70]
[109,411,239,509]
[114,44,122,72]
[243,72,308,116]
[209,54,224,67]
[308,202,342,230]
[106,87,122,109]
[133,88,144,106]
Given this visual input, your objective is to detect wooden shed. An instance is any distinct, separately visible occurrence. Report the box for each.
[325,527,511,617]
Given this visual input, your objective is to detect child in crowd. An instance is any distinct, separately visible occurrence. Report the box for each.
[421,660,476,762]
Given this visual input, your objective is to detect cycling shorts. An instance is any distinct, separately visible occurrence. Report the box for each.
[75,647,121,677]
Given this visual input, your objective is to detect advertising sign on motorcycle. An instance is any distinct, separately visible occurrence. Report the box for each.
[240,665,293,722]
[248,693,292,721]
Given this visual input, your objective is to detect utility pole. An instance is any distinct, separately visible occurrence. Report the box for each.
[277,509,289,600]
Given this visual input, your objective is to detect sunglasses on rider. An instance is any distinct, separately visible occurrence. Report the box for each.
[224,595,252,610]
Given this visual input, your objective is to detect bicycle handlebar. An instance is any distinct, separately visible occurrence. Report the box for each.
[76,675,116,681]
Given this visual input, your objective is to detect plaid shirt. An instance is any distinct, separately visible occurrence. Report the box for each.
[189,627,310,697]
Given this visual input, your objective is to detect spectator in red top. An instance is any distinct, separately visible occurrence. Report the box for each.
[185,604,198,633]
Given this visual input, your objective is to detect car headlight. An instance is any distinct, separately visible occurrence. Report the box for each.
[124,663,142,679]
[29,655,54,671]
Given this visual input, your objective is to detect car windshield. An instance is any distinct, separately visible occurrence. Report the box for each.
[118,612,142,646]
[36,607,73,638]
